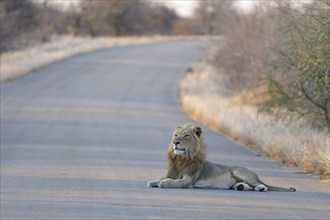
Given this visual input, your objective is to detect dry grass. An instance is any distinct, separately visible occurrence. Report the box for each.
[180,62,330,182]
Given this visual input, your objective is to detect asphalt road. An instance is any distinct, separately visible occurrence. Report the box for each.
[1,41,329,220]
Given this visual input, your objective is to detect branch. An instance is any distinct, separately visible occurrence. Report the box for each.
[300,82,327,111]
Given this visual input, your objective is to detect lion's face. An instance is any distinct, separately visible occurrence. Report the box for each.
[170,123,202,158]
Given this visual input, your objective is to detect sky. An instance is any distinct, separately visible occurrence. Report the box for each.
[162,0,199,17]
[163,0,255,17]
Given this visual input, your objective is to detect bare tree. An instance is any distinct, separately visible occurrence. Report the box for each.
[70,0,178,37]
[0,0,69,52]
[192,0,237,35]
[1,0,38,52]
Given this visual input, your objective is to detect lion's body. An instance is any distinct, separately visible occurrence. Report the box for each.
[194,162,237,189]
[147,123,296,192]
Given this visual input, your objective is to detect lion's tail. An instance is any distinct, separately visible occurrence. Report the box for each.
[265,184,296,192]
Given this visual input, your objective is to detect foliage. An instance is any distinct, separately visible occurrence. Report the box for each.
[206,2,282,93]
[75,0,178,37]
[0,0,65,52]
[46,0,178,37]
[264,0,330,131]
[0,0,178,53]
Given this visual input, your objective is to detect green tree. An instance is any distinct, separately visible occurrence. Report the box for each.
[264,0,330,131]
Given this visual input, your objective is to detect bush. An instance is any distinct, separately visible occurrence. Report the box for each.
[0,0,68,53]
[202,0,330,131]
[264,0,330,131]
[0,0,179,53]
[69,1,178,37]
[208,3,283,93]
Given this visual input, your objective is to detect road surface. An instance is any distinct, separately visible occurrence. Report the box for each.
[1,41,329,219]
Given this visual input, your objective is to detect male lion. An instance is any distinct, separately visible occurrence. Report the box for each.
[147,123,296,192]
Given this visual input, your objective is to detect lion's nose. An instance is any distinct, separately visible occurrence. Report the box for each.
[173,141,180,145]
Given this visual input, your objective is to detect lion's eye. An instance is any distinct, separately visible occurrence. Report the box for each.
[184,134,190,138]
[174,134,178,137]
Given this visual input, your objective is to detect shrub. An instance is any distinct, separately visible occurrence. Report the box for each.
[207,3,283,94]
[264,0,330,131]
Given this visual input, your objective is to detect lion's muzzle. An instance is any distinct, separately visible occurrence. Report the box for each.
[173,142,186,155]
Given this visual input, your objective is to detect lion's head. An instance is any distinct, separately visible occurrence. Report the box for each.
[168,123,206,161]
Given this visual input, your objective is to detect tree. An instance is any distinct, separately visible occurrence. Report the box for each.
[264,0,330,131]
[192,0,238,34]
[0,0,68,52]
[0,0,38,52]
[73,1,178,37]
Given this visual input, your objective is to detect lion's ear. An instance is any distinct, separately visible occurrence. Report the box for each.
[174,126,181,132]
[193,126,202,137]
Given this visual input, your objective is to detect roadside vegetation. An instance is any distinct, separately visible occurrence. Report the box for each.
[179,0,329,181]
[0,0,178,53]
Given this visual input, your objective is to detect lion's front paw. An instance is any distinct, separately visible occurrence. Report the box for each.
[147,181,159,188]
[159,178,173,188]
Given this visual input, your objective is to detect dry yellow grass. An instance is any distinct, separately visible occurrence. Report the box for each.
[180,62,330,182]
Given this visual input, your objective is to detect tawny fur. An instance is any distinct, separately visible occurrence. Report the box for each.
[166,126,206,179]
[147,123,296,192]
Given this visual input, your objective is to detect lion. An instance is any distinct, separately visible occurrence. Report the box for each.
[147,123,296,192]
